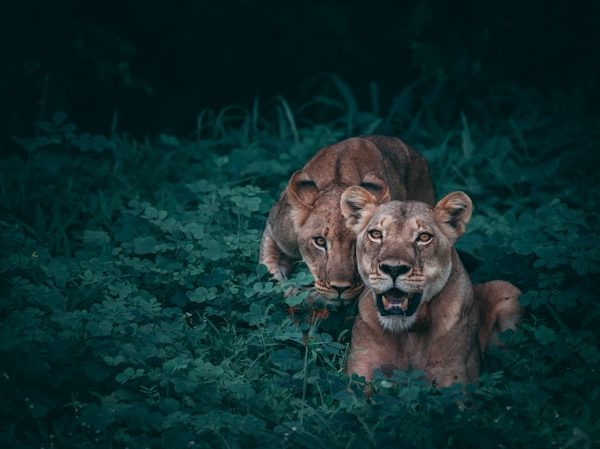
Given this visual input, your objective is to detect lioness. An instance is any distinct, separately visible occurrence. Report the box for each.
[341,187,521,386]
[260,136,435,303]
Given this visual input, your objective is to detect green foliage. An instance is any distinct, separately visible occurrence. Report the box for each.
[1,87,599,449]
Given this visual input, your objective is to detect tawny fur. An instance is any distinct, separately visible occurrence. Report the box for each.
[474,280,522,351]
[342,190,521,386]
[259,135,435,303]
[348,251,481,386]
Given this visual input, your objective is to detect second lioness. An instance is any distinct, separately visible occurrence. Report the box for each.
[341,187,521,386]
[260,135,435,303]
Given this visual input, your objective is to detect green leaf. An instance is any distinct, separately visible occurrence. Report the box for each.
[284,290,310,306]
[270,348,304,371]
[242,303,267,326]
[143,206,159,219]
[134,236,157,254]
[188,286,218,303]
[115,367,144,384]
[83,230,111,246]
[533,325,557,345]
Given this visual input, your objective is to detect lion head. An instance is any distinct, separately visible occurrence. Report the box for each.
[341,186,472,331]
[286,170,391,303]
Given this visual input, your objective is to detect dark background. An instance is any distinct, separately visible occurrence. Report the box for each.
[1,0,599,137]
[1,3,600,447]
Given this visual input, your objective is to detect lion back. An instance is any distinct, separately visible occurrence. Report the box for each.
[300,136,435,204]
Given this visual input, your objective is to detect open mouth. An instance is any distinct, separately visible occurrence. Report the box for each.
[376,288,422,317]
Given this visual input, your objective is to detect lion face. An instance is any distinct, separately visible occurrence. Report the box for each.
[295,188,363,302]
[341,187,472,331]
[286,171,391,304]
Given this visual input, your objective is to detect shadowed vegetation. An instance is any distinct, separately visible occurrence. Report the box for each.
[1,79,599,448]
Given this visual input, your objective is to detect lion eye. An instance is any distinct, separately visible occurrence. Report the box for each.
[368,230,383,241]
[313,237,327,248]
[417,232,433,243]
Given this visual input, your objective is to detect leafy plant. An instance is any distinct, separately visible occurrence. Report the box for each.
[1,83,599,448]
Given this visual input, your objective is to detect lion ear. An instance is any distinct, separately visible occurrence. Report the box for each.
[360,173,390,203]
[287,170,319,208]
[434,191,473,239]
[341,186,378,233]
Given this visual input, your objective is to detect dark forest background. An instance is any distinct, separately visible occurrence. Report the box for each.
[2,0,599,137]
[2,2,600,448]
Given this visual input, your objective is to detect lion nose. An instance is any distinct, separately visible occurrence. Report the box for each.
[379,263,411,281]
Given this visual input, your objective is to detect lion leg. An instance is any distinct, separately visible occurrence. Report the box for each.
[345,317,394,384]
[260,225,325,309]
[474,280,522,352]
[259,225,295,281]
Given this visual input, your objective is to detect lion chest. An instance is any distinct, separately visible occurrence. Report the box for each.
[349,312,480,385]
[389,331,478,385]
[380,332,441,373]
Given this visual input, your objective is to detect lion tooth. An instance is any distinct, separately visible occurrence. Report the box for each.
[401,297,409,310]
[382,296,390,309]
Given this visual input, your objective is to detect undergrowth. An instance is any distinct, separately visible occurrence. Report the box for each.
[1,82,599,448]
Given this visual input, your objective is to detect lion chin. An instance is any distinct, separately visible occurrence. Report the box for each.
[313,283,364,306]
